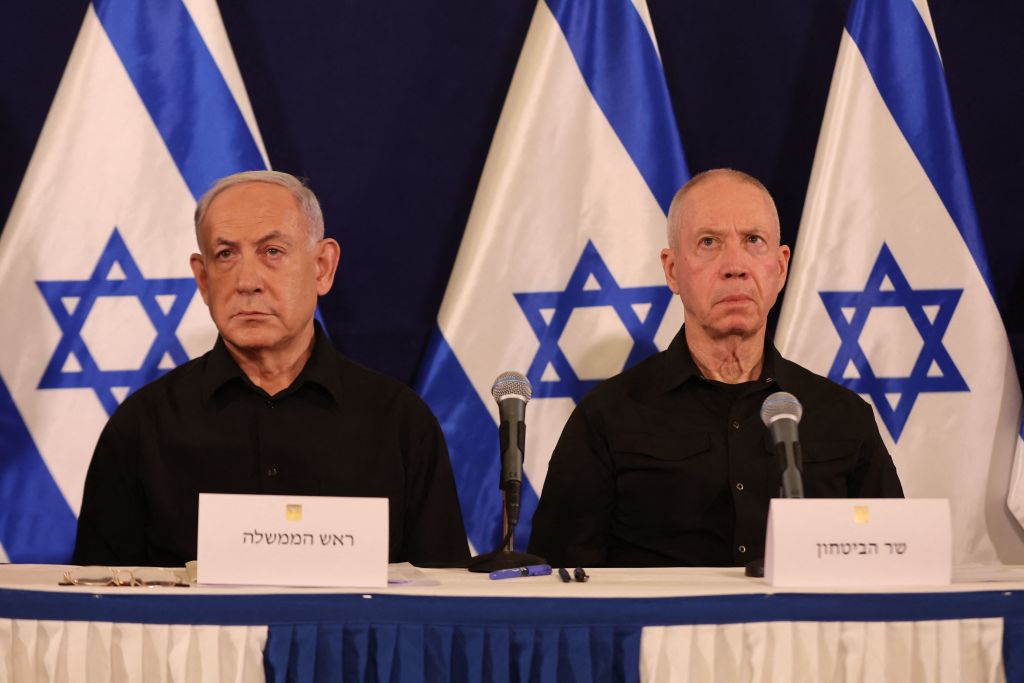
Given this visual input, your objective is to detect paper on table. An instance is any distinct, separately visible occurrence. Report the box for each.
[388,563,440,586]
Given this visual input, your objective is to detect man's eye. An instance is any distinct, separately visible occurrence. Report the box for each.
[700,237,715,247]
[266,247,282,256]
[215,249,233,259]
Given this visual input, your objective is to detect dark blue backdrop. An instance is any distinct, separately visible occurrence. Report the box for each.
[2,1,1022,387]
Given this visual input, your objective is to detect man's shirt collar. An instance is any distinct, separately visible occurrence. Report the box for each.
[201,321,343,405]
[660,324,784,393]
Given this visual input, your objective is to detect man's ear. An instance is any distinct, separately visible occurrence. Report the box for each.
[661,247,680,295]
[776,244,791,292]
[189,253,210,305]
[315,238,341,296]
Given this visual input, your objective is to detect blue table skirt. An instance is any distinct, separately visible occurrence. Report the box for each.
[3,589,1024,682]
[266,622,640,683]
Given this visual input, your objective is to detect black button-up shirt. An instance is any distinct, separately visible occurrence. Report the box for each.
[528,326,903,567]
[73,323,469,568]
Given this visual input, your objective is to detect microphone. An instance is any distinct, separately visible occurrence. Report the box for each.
[746,391,805,578]
[468,371,545,572]
[760,391,805,499]
[491,371,532,528]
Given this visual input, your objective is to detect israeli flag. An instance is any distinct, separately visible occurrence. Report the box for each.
[1008,421,1024,528]
[0,0,267,562]
[416,0,689,553]
[776,0,1023,563]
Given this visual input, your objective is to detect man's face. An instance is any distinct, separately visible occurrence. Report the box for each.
[660,175,790,340]
[190,182,338,355]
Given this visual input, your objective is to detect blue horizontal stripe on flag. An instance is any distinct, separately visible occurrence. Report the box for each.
[0,376,77,562]
[546,0,689,214]
[846,0,994,297]
[416,327,540,554]
[92,0,266,200]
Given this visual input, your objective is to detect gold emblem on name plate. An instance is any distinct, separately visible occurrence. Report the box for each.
[286,504,302,521]
[853,505,870,524]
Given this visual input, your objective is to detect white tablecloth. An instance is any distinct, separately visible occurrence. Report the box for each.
[1,564,1022,682]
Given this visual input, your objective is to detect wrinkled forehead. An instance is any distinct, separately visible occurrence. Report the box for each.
[674,176,780,240]
[199,182,305,242]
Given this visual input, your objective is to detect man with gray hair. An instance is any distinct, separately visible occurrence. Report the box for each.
[73,171,469,567]
[529,168,903,568]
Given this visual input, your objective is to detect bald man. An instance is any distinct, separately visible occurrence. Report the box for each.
[529,169,902,568]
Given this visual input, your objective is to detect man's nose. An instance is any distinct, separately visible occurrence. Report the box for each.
[720,240,749,279]
[235,254,263,293]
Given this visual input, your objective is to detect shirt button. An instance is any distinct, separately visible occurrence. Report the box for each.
[731,420,741,430]
[266,400,275,409]
[735,482,744,491]
[764,377,773,384]
[267,467,278,477]
[738,545,747,554]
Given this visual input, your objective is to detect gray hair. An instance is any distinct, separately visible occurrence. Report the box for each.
[193,170,325,248]
[665,168,779,250]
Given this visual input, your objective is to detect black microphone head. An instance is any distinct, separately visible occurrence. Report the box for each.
[491,371,532,403]
[760,391,802,426]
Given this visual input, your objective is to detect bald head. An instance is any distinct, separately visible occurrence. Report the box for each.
[666,169,780,251]
[659,168,790,345]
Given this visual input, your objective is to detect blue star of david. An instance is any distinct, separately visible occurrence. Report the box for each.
[514,240,672,402]
[819,243,967,442]
[36,228,197,416]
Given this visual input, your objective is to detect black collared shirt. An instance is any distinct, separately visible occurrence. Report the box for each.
[72,323,469,567]
[528,326,903,567]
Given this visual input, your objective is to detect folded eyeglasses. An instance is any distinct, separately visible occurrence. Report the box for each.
[61,566,189,588]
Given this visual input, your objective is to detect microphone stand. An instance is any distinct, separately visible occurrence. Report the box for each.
[746,439,805,578]
[468,483,546,572]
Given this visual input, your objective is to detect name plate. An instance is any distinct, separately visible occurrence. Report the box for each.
[197,493,388,587]
[764,498,951,587]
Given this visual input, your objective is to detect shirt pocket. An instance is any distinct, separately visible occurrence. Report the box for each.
[799,440,858,497]
[609,430,717,525]
[610,430,710,470]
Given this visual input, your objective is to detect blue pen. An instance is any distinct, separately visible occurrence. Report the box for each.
[489,564,552,580]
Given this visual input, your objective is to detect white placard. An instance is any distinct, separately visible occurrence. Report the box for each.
[197,493,388,587]
[764,498,951,587]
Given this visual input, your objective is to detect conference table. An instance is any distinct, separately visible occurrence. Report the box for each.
[2,563,1024,682]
